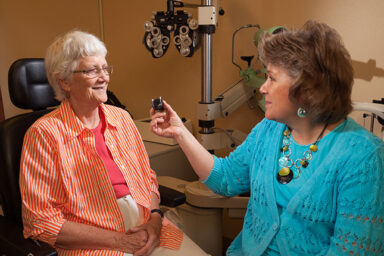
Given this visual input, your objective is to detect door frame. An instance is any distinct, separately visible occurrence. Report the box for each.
[0,87,5,121]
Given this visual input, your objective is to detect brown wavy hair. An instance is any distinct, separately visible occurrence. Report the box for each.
[258,20,354,125]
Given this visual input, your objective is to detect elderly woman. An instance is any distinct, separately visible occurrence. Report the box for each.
[150,20,384,255]
[19,30,207,256]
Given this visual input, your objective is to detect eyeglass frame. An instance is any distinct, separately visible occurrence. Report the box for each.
[72,65,113,78]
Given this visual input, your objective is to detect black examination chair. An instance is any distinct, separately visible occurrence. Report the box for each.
[0,58,59,255]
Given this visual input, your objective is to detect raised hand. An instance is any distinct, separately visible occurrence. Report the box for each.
[150,100,185,139]
[150,100,214,181]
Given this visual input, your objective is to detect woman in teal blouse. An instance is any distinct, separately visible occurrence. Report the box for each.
[150,20,384,255]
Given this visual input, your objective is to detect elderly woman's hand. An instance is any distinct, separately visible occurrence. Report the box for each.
[150,101,185,140]
[128,213,162,256]
[115,229,148,253]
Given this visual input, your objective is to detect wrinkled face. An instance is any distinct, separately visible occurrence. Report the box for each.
[259,64,297,124]
[61,55,109,108]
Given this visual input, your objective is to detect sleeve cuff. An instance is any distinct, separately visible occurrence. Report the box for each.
[31,217,66,246]
[201,155,223,191]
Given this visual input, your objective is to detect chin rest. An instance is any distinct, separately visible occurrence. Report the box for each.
[0,58,58,255]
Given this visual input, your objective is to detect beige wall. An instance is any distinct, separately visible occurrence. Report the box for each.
[1,0,384,137]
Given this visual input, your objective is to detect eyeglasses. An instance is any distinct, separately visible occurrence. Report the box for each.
[73,66,113,78]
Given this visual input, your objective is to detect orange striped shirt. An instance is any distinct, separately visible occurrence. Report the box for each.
[19,100,182,255]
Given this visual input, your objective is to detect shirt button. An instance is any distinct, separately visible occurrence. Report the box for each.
[272,223,279,231]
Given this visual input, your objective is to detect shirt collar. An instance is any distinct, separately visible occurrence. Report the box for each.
[60,100,85,139]
[60,100,119,139]
[99,103,119,128]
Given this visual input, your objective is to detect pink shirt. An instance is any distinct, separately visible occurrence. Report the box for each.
[91,111,130,198]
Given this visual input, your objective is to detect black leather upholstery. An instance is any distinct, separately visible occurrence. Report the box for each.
[0,110,52,224]
[0,58,58,255]
[8,58,60,110]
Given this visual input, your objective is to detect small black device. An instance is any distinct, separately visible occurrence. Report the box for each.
[152,97,164,111]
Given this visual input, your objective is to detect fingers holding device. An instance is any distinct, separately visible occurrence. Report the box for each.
[150,98,185,139]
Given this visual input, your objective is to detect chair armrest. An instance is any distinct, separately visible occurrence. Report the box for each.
[159,185,186,207]
[0,216,57,256]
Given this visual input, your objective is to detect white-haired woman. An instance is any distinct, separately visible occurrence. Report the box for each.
[19,30,207,256]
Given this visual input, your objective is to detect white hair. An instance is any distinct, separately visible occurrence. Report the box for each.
[45,30,107,101]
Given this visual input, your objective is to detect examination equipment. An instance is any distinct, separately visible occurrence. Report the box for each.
[353,99,384,141]
[196,24,285,150]
[143,1,285,151]
[152,96,165,111]
[232,25,285,112]
[143,0,207,58]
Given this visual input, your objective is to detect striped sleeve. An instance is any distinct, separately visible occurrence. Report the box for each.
[19,125,66,246]
[159,217,183,250]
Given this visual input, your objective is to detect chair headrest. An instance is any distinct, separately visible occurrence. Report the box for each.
[8,58,60,110]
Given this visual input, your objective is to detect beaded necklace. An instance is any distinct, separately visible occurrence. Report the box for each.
[277,123,328,184]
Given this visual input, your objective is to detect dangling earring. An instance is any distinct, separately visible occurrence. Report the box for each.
[297,107,307,118]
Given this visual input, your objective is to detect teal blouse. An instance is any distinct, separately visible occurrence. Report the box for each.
[266,121,347,255]
[203,118,384,256]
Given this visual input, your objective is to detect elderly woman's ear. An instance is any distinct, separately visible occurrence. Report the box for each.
[56,75,70,93]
